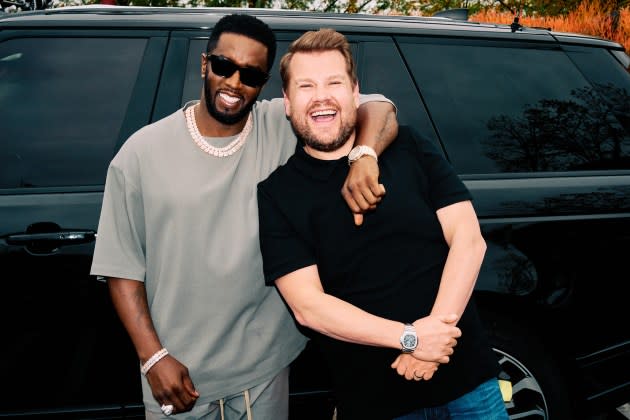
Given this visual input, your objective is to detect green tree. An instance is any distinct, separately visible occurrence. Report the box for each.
[492,0,581,15]
[117,0,179,6]
[375,0,421,14]
[275,0,373,13]
[415,0,482,16]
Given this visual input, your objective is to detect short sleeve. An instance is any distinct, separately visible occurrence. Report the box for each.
[257,182,316,285]
[358,93,398,114]
[90,161,147,282]
[410,128,471,211]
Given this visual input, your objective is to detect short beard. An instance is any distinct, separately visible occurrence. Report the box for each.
[292,118,355,153]
[203,71,256,126]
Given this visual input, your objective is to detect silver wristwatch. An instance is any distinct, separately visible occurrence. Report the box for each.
[347,145,378,166]
[400,323,418,353]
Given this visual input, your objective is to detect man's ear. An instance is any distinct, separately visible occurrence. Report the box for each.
[283,89,292,117]
[353,82,360,108]
[201,53,207,78]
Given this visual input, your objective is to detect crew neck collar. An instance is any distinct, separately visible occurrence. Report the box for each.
[292,146,346,181]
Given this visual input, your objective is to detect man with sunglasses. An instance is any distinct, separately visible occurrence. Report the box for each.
[91,13,398,420]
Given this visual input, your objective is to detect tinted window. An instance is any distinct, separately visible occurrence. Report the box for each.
[566,45,630,136]
[0,37,147,189]
[359,40,439,146]
[182,39,206,105]
[399,39,630,174]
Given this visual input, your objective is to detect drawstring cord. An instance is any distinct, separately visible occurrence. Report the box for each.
[244,389,252,420]
[218,389,252,420]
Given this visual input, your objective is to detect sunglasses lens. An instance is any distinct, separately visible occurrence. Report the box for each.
[209,55,268,88]
[240,68,269,87]
[209,55,238,78]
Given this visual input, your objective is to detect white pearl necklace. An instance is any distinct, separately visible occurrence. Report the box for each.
[185,104,252,157]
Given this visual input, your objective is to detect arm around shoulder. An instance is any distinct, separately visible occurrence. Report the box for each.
[341,93,398,225]
[356,93,398,156]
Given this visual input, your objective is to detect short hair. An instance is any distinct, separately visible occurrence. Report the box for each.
[280,28,357,91]
[206,14,277,72]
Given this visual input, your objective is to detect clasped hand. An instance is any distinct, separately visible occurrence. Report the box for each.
[341,156,386,226]
[391,314,461,381]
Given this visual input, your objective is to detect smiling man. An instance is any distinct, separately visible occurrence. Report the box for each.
[91,14,399,420]
[258,29,508,419]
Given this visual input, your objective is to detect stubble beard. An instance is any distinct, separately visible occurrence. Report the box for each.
[292,113,356,153]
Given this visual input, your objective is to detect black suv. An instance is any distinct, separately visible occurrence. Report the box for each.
[1,6,629,420]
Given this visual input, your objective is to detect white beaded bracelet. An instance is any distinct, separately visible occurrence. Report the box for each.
[141,348,169,375]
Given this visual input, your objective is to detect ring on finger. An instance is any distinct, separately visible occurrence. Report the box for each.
[161,404,174,416]
[413,371,424,380]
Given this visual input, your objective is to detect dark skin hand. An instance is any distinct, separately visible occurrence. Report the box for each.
[341,101,397,225]
[145,355,199,414]
[342,155,386,226]
[108,278,199,415]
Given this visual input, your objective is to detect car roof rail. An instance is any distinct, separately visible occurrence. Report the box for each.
[433,8,468,21]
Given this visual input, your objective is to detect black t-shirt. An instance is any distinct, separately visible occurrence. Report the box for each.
[258,127,499,419]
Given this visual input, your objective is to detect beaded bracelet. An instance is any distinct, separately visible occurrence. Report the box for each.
[141,348,169,375]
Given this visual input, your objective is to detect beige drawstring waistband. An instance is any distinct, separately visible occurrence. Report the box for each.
[218,389,253,420]
[244,389,252,420]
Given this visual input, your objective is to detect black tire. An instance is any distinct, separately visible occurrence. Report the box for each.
[483,315,576,419]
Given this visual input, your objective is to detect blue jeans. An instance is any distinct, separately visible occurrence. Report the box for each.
[393,378,509,420]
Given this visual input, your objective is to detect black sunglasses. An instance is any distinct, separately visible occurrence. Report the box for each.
[207,54,269,88]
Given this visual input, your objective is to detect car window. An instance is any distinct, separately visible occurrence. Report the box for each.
[0,36,147,189]
[358,39,440,147]
[565,45,630,135]
[182,39,203,105]
[399,38,630,174]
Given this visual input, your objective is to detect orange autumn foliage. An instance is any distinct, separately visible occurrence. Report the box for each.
[471,1,630,53]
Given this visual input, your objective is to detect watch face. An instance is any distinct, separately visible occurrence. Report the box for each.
[403,334,417,349]
[349,148,360,161]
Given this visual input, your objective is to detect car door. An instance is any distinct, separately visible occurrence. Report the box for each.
[0,28,167,417]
